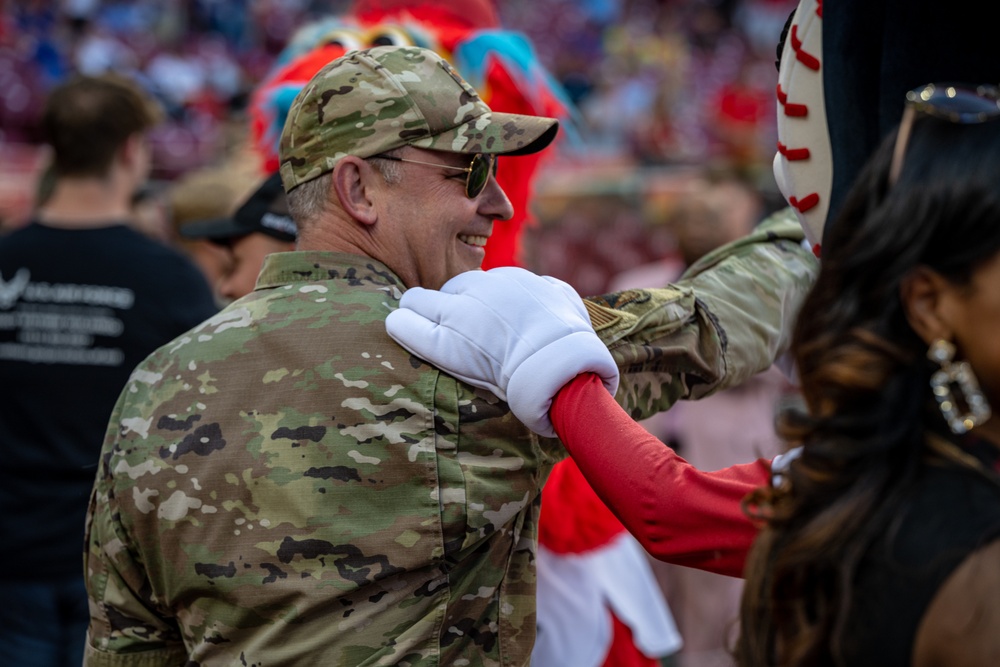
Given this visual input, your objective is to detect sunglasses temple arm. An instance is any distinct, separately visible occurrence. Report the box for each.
[889,106,917,187]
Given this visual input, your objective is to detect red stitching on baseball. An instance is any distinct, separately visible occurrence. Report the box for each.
[791,25,820,71]
[789,193,820,213]
[777,142,811,161]
[784,102,808,117]
[776,84,808,117]
[816,0,823,18]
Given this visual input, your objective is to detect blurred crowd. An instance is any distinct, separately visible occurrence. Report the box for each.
[0,0,349,174]
[2,0,792,173]
[504,0,792,170]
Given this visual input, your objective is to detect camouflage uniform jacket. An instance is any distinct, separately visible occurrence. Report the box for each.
[84,209,816,666]
[592,207,816,417]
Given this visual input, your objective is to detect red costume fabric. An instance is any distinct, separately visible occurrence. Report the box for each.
[551,373,770,577]
[539,454,628,556]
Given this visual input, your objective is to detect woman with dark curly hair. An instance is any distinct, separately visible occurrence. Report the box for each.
[735,83,1000,667]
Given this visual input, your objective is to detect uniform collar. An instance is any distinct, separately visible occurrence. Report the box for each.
[254,251,405,291]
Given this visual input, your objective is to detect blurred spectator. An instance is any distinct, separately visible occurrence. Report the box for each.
[192,33,244,112]
[145,37,207,116]
[166,161,259,298]
[522,166,689,296]
[708,56,773,170]
[128,180,170,242]
[72,17,137,75]
[178,171,295,303]
[0,72,218,667]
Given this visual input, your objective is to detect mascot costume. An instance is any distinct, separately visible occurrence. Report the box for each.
[245,2,680,666]
[774,0,996,255]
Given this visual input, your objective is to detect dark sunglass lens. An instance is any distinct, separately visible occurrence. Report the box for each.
[467,154,491,198]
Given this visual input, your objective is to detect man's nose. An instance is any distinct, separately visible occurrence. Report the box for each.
[479,173,514,221]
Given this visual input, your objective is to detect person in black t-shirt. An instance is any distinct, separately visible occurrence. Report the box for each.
[0,74,218,667]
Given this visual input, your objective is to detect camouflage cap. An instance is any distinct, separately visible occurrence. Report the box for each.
[279,45,560,192]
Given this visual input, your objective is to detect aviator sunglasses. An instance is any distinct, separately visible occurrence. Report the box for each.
[370,152,498,198]
[889,83,1000,185]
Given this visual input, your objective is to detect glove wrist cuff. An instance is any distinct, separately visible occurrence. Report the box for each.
[508,331,619,438]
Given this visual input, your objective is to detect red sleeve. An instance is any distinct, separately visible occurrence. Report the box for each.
[550,373,771,577]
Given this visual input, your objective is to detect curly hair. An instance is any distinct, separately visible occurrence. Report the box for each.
[735,109,1000,667]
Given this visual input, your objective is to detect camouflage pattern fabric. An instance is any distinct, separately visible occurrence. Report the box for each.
[84,208,816,665]
[279,46,558,192]
[85,251,559,666]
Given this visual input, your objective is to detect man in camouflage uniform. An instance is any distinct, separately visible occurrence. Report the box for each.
[83,46,815,665]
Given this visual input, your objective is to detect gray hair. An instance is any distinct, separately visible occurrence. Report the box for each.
[286,172,332,228]
[367,147,404,184]
[285,149,405,228]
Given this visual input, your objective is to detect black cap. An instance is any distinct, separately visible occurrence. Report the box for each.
[179,172,296,243]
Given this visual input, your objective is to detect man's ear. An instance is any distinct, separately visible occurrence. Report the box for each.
[332,156,378,226]
[900,266,953,345]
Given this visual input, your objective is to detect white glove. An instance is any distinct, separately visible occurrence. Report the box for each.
[385,267,620,437]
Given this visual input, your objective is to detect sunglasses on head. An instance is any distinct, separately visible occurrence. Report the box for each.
[370,152,498,198]
[889,83,1000,185]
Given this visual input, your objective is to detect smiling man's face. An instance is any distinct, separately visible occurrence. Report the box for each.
[375,147,514,290]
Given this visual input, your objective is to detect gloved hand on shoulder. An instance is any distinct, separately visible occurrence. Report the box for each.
[386,267,619,437]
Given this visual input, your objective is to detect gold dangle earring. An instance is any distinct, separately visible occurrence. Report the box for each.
[927,339,991,434]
